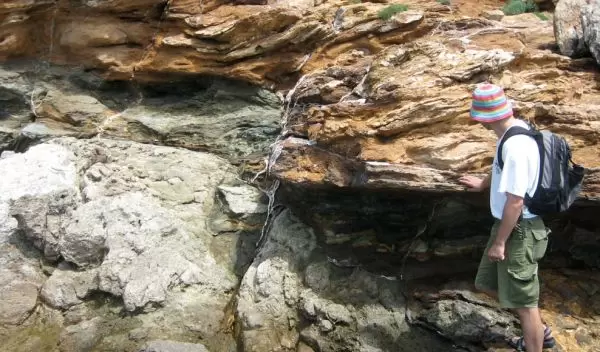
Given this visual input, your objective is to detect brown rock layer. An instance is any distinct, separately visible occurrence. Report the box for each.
[271,14,600,203]
[0,1,453,85]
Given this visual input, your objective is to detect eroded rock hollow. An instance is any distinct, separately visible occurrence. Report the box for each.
[0,0,599,352]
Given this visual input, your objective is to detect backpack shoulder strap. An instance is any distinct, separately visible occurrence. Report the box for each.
[497,126,539,169]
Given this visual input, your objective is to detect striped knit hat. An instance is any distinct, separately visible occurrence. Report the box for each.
[470,84,513,122]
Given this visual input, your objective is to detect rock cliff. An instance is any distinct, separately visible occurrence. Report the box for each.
[0,1,599,352]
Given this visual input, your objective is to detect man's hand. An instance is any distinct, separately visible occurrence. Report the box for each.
[458,175,488,192]
[488,242,506,262]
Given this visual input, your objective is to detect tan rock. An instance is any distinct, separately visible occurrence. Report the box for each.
[481,9,504,21]
[33,89,113,131]
[58,19,149,49]
[272,33,600,200]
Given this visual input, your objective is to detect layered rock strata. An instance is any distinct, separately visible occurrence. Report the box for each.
[0,1,599,352]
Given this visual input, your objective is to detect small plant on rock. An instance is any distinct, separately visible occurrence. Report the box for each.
[436,0,451,5]
[378,4,409,20]
[534,12,549,21]
[502,0,539,15]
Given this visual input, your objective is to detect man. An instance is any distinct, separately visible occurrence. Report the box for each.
[459,84,555,352]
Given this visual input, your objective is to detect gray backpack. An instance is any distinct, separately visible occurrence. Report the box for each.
[497,123,585,215]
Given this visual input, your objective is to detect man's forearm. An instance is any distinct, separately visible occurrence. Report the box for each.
[495,195,523,245]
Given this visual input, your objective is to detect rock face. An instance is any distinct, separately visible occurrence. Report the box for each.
[581,3,600,64]
[272,37,600,200]
[553,0,590,57]
[0,64,282,168]
[0,1,600,352]
[111,79,282,164]
[236,209,461,352]
[0,1,439,85]
[0,137,268,351]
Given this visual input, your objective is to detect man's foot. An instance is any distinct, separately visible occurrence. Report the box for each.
[508,326,556,351]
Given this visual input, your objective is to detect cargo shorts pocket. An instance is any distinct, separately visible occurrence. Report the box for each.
[530,227,549,263]
[502,224,543,307]
[508,263,538,281]
[506,263,539,307]
[506,225,538,282]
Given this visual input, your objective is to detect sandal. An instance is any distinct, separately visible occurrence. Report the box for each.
[508,337,526,351]
[508,326,556,351]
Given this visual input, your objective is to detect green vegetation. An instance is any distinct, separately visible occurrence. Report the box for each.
[501,0,539,16]
[349,0,362,3]
[534,12,549,21]
[436,0,451,5]
[378,4,409,20]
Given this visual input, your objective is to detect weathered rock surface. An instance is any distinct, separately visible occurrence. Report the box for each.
[107,78,282,163]
[407,268,600,352]
[482,9,505,21]
[554,0,589,58]
[0,145,64,349]
[272,14,600,202]
[0,1,599,352]
[1,1,598,200]
[0,64,282,166]
[581,2,600,64]
[0,242,45,326]
[0,1,445,85]
[0,143,76,326]
[1,137,268,350]
[236,209,462,352]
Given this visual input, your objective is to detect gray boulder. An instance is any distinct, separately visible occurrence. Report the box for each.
[236,210,313,351]
[582,2,600,64]
[59,317,104,352]
[40,263,98,309]
[7,138,244,311]
[5,143,80,261]
[236,210,453,352]
[419,299,518,344]
[2,137,267,350]
[553,0,589,57]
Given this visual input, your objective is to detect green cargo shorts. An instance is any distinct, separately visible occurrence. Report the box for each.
[475,217,549,309]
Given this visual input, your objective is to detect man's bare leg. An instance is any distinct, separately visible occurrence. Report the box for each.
[515,307,544,352]
[477,286,553,349]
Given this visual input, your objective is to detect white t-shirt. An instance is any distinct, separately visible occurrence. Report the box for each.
[490,119,540,220]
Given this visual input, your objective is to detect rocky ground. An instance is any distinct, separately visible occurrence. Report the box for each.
[0,0,599,352]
